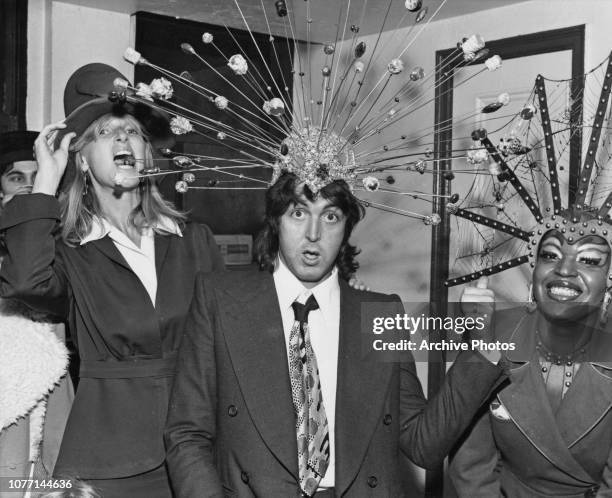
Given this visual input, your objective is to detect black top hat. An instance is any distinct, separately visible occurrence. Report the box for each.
[0,131,38,174]
[58,63,173,148]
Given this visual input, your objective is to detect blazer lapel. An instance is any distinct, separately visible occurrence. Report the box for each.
[153,233,172,311]
[220,272,299,479]
[154,232,171,278]
[335,282,394,495]
[89,236,132,271]
[557,334,612,448]
[500,316,597,483]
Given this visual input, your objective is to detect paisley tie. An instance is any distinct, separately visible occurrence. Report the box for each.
[289,294,330,497]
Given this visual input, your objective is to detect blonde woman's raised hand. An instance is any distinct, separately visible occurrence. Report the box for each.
[32,122,76,196]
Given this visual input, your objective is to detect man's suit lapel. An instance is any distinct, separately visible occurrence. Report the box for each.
[335,281,394,495]
[220,272,299,479]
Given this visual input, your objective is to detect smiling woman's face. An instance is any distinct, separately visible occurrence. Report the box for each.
[533,230,611,322]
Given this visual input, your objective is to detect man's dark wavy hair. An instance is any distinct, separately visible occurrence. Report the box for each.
[255,172,366,281]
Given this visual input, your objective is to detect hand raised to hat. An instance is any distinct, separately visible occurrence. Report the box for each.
[32,122,76,196]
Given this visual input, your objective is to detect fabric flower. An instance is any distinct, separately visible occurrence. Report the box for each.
[354,61,365,73]
[467,146,488,165]
[170,116,193,135]
[405,0,422,11]
[181,43,195,55]
[423,214,441,226]
[175,180,188,193]
[485,55,502,71]
[387,58,404,75]
[362,176,380,192]
[461,34,485,55]
[149,77,173,99]
[228,54,248,75]
[410,67,425,81]
[488,159,502,175]
[217,132,227,140]
[183,172,196,183]
[263,98,285,116]
[214,96,229,110]
[173,156,192,169]
[497,92,510,105]
[124,47,143,65]
[113,78,129,91]
[135,83,153,101]
[202,32,213,44]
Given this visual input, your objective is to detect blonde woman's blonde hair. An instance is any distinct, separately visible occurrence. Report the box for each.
[60,113,185,245]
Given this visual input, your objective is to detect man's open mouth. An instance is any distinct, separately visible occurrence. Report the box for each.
[302,249,320,264]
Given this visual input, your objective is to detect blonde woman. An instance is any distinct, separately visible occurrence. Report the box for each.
[0,64,223,498]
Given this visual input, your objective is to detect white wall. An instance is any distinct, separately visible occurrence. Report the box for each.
[27,1,134,130]
[324,0,612,303]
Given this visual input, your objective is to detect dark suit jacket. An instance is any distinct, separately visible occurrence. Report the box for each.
[450,309,612,498]
[0,194,224,479]
[165,270,505,497]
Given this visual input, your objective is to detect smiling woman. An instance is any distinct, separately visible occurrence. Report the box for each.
[534,230,611,325]
[451,219,612,497]
[0,64,224,498]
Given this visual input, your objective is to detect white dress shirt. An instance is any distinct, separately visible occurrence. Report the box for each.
[273,259,340,489]
[80,216,182,306]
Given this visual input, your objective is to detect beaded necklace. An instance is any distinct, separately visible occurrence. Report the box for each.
[536,332,587,398]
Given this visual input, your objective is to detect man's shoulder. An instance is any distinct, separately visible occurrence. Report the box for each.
[342,282,402,304]
[195,268,270,293]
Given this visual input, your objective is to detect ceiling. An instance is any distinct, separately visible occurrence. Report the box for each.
[58,0,531,42]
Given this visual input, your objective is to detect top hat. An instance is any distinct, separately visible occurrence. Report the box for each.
[0,131,38,174]
[58,63,173,148]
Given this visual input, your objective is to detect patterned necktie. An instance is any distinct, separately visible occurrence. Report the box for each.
[289,294,330,497]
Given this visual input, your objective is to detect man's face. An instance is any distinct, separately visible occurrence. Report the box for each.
[533,230,611,322]
[278,192,347,288]
[1,160,38,205]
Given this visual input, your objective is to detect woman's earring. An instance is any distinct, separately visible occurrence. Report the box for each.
[82,173,89,196]
[600,290,612,324]
[526,282,537,313]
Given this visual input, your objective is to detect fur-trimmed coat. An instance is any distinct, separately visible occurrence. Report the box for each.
[0,299,71,493]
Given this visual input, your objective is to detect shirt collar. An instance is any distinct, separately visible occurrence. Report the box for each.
[80,215,182,246]
[273,257,339,315]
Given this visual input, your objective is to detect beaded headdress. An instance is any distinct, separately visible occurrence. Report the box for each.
[105,0,505,227]
[446,51,612,288]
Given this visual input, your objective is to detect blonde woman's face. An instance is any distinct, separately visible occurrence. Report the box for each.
[80,116,147,191]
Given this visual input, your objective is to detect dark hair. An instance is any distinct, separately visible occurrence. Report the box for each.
[255,172,365,280]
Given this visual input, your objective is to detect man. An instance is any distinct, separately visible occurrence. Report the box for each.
[0,131,39,204]
[165,172,505,497]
